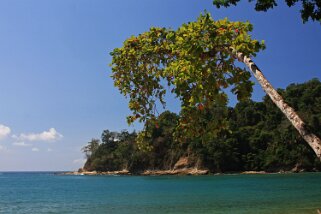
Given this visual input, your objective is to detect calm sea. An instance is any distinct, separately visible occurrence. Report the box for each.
[0,172,321,213]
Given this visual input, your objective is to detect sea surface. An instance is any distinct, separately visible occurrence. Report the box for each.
[0,172,321,213]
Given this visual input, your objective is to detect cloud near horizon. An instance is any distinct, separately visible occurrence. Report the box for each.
[0,124,11,140]
[31,147,40,152]
[12,142,32,147]
[13,128,63,142]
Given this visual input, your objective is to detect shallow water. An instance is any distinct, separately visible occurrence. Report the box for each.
[0,172,321,213]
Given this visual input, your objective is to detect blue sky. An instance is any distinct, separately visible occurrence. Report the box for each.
[0,0,320,171]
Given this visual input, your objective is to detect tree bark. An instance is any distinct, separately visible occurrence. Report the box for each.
[234,50,321,160]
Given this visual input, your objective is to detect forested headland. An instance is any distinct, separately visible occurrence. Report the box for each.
[82,79,321,174]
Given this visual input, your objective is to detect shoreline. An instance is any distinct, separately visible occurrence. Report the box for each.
[59,168,317,176]
[60,168,209,176]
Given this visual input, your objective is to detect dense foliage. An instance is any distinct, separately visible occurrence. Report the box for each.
[110,13,265,143]
[83,79,321,173]
[212,0,321,23]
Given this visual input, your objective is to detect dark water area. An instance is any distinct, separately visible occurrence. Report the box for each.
[0,172,321,213]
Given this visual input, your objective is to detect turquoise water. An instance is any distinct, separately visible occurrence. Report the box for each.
[0,172,321,213]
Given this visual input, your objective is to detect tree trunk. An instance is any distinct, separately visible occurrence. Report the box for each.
[234,51,321,160]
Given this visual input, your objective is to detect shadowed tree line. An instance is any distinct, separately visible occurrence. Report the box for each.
[83,79,321,173]
[212,0,321,24]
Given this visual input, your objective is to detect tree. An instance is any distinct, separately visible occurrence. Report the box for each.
[82,138,100,158]
[212,0,321,24]
[110,13,321,160]
[232,47,321,160]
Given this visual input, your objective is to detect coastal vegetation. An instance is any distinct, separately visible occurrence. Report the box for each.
[83,79,321,174]
[110,13,321,160]
[212,0,321,23]
[80,14,321,175]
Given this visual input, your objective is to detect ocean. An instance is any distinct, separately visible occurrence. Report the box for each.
[0,172,321,213]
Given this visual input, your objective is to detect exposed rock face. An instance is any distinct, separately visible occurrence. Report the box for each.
[241,171,267,174]
[61,168,209,176]
[141,168,209,176]
[61,169,131,176]
[127,156,209,175]
[173,157,190,170]
[100,169,130,175]
[291,164,306,173]
[62,156,210,176]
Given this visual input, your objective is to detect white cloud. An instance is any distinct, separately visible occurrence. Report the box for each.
[0,124,11,140]
[13,142,32,147]
[47,148,53,152]
[73,159,86,165]
[14,128,63,142]
[31,147,39,152]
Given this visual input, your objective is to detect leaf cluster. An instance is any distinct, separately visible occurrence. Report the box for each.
[212,0,321,23]
[110,13,265,140]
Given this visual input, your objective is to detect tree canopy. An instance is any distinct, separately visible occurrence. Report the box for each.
[110,13,265,141]
[83,79,321,173]
[82,138,100,159]
[212,0,321,23]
